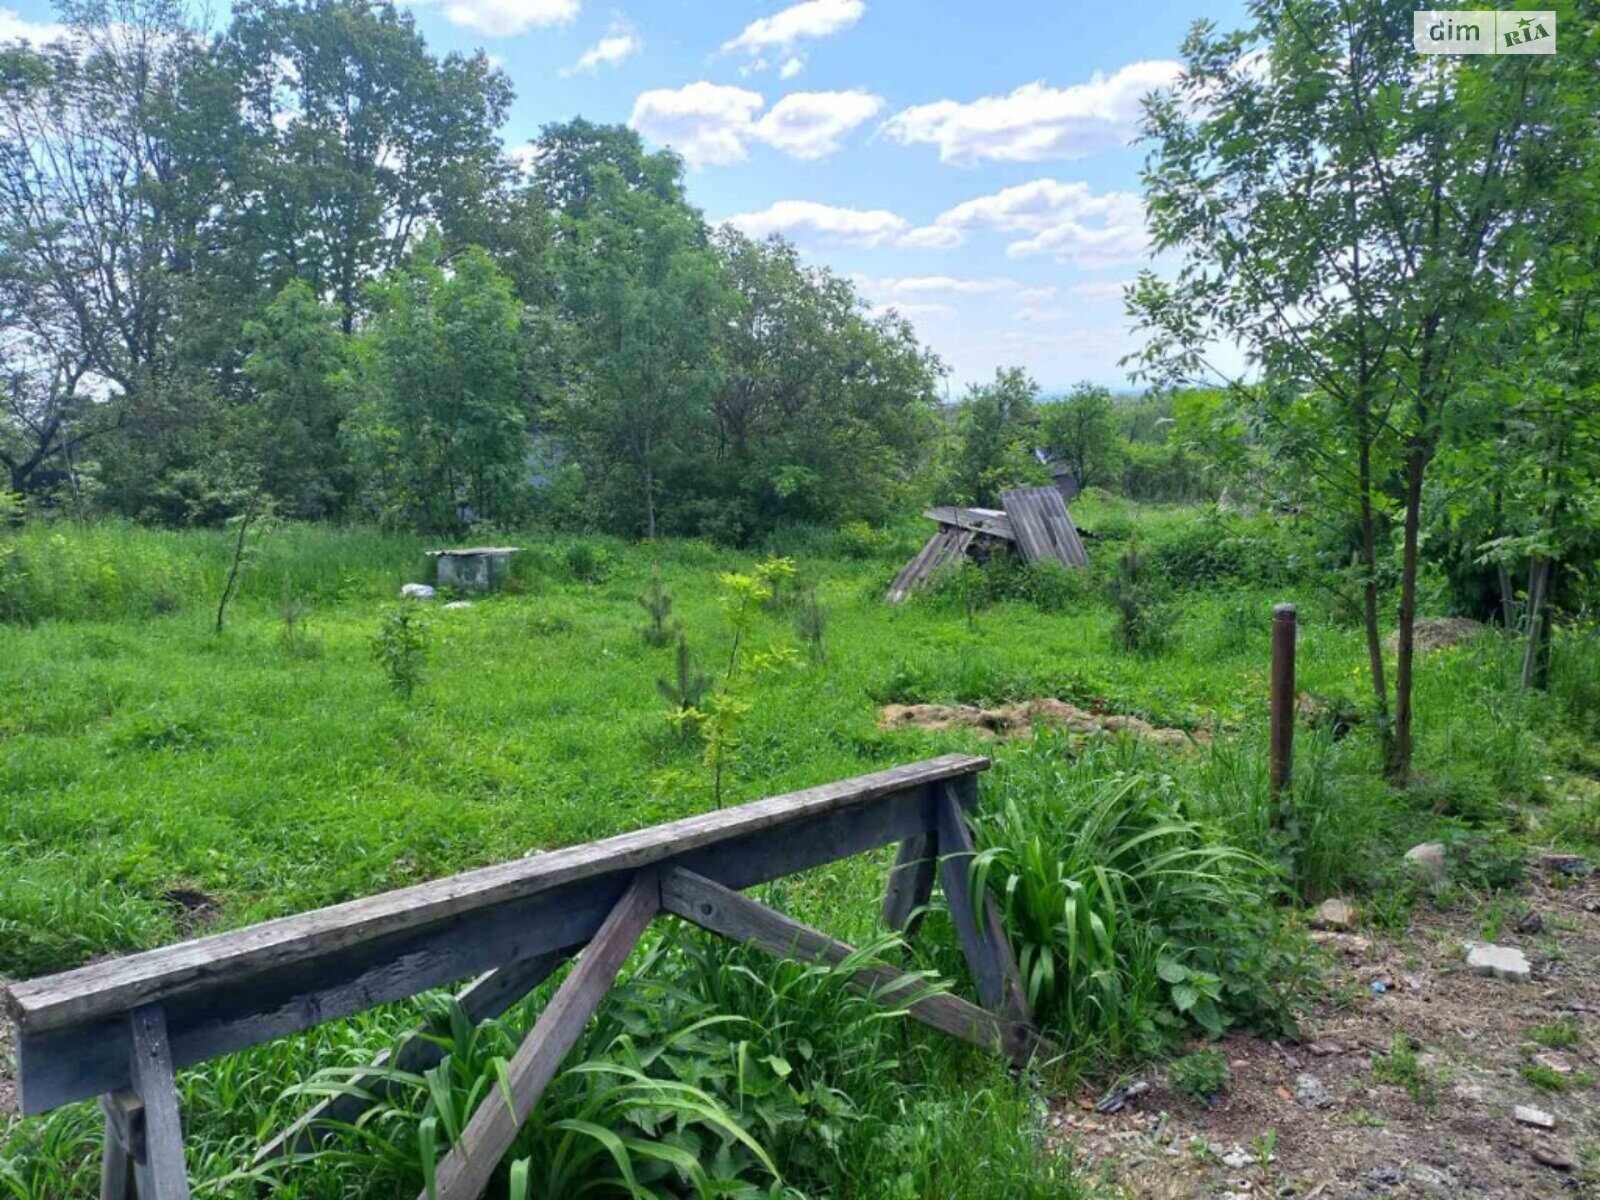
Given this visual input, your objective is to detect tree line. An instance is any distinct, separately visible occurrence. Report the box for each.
[0,0,942,541]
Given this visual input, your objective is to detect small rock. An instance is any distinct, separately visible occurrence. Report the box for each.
[1404,842,1447,878]
[1531,1052,1574,1075]
[1516,909,1544,934]
[1532,1142,1574,1171]
[1306,1041,1344,1057]
[1542,854,1592,877]
[1464,941,1532,982]
[1093,1079,1149,1113]
[400,583,436,600]
[1312,898,1356,930]
[1514,1105,1556,1129]
[1221,1148,1253,1169]
[1363,1164,1404,1190]
[1453,1081,1488,1104]
[442,600,473,610]
[1294,1072,1334,1109]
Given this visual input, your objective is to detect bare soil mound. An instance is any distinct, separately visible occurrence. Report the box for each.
[1386,617,1489,655]
[878,699,1208,749]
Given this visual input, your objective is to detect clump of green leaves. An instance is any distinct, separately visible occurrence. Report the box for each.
[1106,539,1173,655]
[1530,1019,1580,1049]
[372,601,429,700]
[564,540,612,584]
[1372,1033,1436,1106]
[754,555,796,609]
[637,564,674,646]
[278,575,315,658]
[1168,1050,1230,1104]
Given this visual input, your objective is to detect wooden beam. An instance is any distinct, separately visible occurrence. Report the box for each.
[126,1006,190,1200]
[933,782,1031,1026]
[882,833,937,939]
[98,1094,138,1200]
[8,756,984,1041]
[661,869,1042,1062]
[254,949,569,1164]
[921,507,1015,540]
[16,763,982,1113]
[425,872,661,1200]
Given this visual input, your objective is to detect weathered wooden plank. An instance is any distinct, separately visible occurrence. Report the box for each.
[254,948,569,1164]
[7,756,985,1039]
[99,1094,137,1200]
[126,1006,191,1200]
[886,529,975,603]
[661,870,1039,1061]
[882,833,937,938]
[921,507,1015,540]
[426,873,661,1200]
[16,780,960,1112]
[933,781,1031,1025]
[1000,487,1087,568]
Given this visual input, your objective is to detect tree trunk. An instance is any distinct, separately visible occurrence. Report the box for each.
[1520,556,1553,690]
[1357,438,1392,759]
[1389,442,1426,785]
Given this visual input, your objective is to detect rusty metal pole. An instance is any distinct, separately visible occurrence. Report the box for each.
[1269,603,1297,819]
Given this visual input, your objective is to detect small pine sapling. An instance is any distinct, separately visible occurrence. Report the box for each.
[279,574,314,657]
[793,585,828,663]
[637,564,674,646]
[657,628,711,737]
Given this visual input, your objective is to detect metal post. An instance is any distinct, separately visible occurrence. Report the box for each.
[1269,603,1297,816]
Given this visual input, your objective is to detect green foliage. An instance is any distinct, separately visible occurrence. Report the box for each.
[793,586,829,663]
[1529,1019,1580,1049]
[373,601,430,700]
[1168,1050,1230,1104]
[636,564,674,646]
[1372,1034,1436,1107]
[1040,382,1122,492]
[972,739,1301,1060]
[1106,542,1174,655]
[942,368,1046,508]
[347,241,530,533]
[656,627,711,736]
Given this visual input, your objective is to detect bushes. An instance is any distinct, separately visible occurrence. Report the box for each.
[971,738,1303,1063]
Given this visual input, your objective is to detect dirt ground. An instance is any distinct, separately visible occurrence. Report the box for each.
[1048,863,1600,1198]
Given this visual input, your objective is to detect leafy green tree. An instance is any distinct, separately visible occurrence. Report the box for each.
[242,280,352,519]
[225,0,513,331]
[943,367,1044,508]
[1041,383,1122,492]
[348,240,527,531]
[556,166,727,538]
[1131,0,1561,780]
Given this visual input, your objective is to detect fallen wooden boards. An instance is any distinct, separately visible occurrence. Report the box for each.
[7,754,987,1112]
[886,527,975,603]
[887,487,1087,603]
[1000,487,1089,568]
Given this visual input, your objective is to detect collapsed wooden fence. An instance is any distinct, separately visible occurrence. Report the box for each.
[4,754,1047,1199]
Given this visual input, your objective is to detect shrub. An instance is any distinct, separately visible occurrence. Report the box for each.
[971,739,1302,1061]
[1168,1050,1230,1104]
[636,564,674,646]
[563,540,612,584]
[1106,542,1174,655]
[834,520,893,559]
[372,602,429,700]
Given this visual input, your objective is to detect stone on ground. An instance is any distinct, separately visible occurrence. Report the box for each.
[400,583,436,600]
[1514,1105,1556,1129]
[1311,898,1355,930]
[1404,842,1447,879]
[1464,941,1531,982]
[1294,1072,1334,1109]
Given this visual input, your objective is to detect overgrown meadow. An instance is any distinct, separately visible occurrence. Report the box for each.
[1,500,1596,1198]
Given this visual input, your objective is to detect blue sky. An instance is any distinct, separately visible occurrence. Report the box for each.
[1,0,1249,393]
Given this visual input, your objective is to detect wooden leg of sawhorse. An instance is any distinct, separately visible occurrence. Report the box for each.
[101,1004,192,1200]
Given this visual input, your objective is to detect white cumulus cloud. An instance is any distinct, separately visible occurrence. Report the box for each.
[724,0,864,56]
[755,90,883,159]
[723,200,909,246]
[882,60,1181,164]
[910,178,1148,267]
[402,0,578,38]
[565,20,639,73]
[0,8,68,43]
[630,83,880,167]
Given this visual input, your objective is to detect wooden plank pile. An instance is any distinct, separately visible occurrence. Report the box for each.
[886,485,1088,603]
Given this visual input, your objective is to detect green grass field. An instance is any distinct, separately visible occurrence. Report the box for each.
[2,501,1595,1197]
